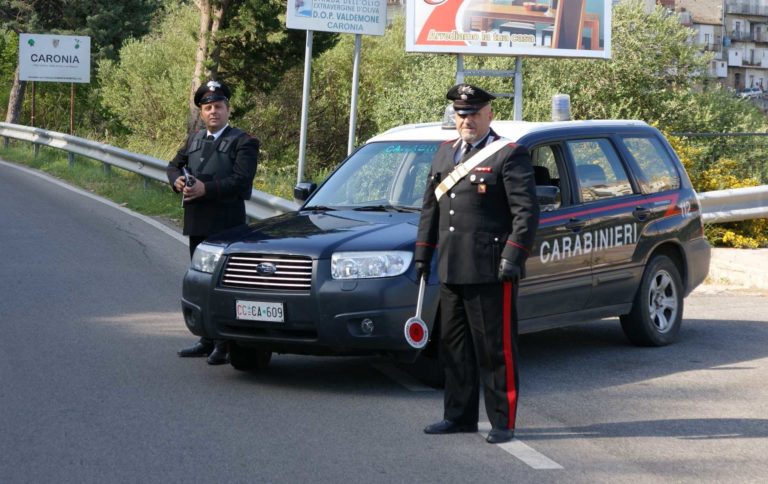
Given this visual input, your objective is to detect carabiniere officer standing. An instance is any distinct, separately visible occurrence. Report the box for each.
[167,80,259,365]
[415,84,540,444]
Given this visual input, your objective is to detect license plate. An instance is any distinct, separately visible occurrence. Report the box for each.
[235,300,284,322]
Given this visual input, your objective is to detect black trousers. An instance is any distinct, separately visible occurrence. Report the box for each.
[439,281,519,430]
[189,235,207,259]
[189,235,217,348]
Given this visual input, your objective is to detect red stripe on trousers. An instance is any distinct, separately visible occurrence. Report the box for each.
[502,280,517,429]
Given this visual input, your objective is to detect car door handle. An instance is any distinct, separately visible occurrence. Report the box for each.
[565,218,587,232]
[633,206,651,221]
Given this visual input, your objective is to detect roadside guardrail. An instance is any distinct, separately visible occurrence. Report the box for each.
[698,185,768,223]
[0,122,299,219]
[1,122,765,223]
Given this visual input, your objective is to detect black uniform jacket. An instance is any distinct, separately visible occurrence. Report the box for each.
[167,126,259,236]
[414,129,540,284]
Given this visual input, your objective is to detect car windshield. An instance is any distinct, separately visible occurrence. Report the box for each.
[305,141,440,210]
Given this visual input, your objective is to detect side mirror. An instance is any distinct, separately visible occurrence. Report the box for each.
[293,182,317,203]
[535,185,561,212]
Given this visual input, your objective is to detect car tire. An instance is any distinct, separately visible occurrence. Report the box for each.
[229,344,272,371]
[620,255,683,347]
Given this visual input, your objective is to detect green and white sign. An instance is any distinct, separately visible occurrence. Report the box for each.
[19,34,91,83]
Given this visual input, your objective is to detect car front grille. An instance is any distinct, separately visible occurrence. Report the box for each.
[221,254,313,292]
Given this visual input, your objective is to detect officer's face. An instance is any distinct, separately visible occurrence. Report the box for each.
[455,104,493,144]
[200,100,230,132]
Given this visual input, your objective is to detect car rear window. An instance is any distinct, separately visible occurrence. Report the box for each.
[566,139,633,202]
[620,136,681,194]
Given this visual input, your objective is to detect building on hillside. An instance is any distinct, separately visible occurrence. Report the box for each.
[661,0,768,92]
[671,0,728,82]
[723,0,768,90]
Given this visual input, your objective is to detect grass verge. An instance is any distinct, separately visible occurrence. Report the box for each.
[1,142,184,226]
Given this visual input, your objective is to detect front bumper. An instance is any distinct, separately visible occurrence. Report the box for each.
[181,261,438,358]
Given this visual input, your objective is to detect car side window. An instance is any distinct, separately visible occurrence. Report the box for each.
[620,136,681,194]
[566,139,633,202]
[531,144,567,210]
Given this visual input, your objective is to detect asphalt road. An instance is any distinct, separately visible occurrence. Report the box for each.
[2,160,768,483]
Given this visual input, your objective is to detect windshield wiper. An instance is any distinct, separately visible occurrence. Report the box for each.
[352,205,396,212]
[391,205,420,213]
[303,205,336,211]
[352,204,418,213]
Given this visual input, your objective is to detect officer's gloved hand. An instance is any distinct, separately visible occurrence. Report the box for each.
[498,258,521,282]
[415,261,430,281]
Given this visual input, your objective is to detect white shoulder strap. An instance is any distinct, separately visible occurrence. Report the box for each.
[434,138,509,201]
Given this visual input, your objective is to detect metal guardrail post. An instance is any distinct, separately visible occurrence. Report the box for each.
[68,152,75,169]
[34,144,40,158]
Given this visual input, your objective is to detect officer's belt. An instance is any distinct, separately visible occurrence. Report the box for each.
[434,138,510,201]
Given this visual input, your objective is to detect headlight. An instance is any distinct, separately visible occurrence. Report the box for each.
[331,251,413,280]
[191,244,224,273]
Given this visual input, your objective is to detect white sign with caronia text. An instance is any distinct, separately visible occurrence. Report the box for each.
[19,33,91,83]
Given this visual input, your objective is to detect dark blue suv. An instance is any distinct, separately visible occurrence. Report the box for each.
[180,120,711,371]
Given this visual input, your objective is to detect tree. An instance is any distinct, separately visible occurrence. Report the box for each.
[1,1,35,123]
[185,0,337,133]
[251,2,768,180]
[98,3,198,156]
[521,0,754,133]
[216,0,337,94]
[186,0,229,133]
[2,0,160,125]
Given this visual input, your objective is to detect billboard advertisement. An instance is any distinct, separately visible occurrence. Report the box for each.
[286,0,388,36]
[19,34,91,83]
[406,0,611,59]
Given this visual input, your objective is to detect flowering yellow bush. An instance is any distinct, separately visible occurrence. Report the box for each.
[665,132,767,248]
[721,230,761,248]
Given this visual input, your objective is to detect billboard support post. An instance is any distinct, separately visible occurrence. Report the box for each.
[30,81,36,128]
[286,0,387,182]
[347,34,362,156]
[513,57,523,121]
[297,29,314,185]
[456,54,465,84]
[70,83,75,135]
[455,55,522,120]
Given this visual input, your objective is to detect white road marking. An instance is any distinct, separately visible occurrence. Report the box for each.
[371,363,437,392]
[478,422,564,469]
[0,160,187,245]
[373,360,564,470]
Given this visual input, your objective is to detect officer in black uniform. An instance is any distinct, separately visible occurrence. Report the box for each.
[167,80,259,365]
[415,84,539,444]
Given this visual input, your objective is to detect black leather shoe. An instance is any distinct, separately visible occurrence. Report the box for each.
[177,341,213,357]
[486,428,515,444]
[206,345,229,365]
[423,420,478,434]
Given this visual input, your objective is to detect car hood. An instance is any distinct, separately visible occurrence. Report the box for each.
[205,210,419,259]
